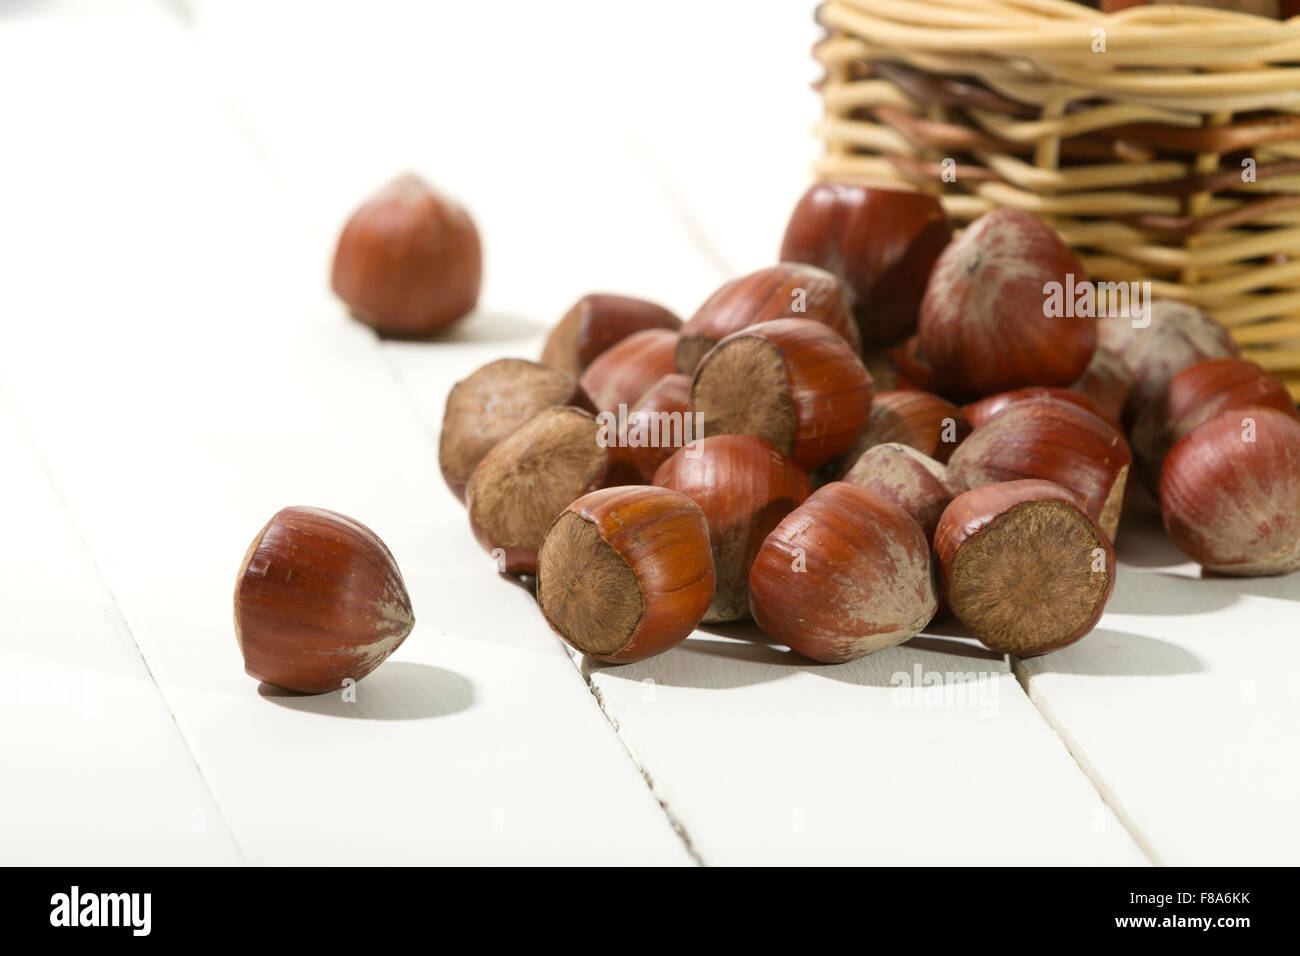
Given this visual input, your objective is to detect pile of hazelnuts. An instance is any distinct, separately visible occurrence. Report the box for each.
[232,172,1300,695]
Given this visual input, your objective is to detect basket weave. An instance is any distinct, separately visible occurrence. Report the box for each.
[814,0,1300,399]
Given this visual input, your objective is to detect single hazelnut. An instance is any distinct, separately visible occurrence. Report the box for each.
[578,327,679,416]
[963,386,1106,430]
[1130,357,1299,492]
[536,486,715,663]
[691,318,874,472]
[676,263,861,374]
[330,174,481,336]
[947,396,1132,541]
[466,406,608,573]
[1098,300,1238,425]
[233,507,414,694]
[934,479,1115,656]
[653,434,812,622]
[779,181,952,347]
[1160,406,1300,576]
[1070,347,1132,429]
[918,208,1095,400]
[439,358,593,502]
[841,388,970,466]
[842,442,960,541]
[748,482,937,663]
[608,373,695,483]
[541,294,681,376]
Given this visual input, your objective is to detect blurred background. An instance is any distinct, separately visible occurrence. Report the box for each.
[0,0,822,323]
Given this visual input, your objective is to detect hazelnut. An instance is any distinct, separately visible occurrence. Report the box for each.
[439,358,592,502]
[1130,357,1298,492]
[1160,406,1300,576]
[934,479,1115,656]
[1098,299,1238,425]
[653,434,812,622]
[676,263,861,374]
[963,386,1106,430]
[748,482,937,663]
[578,327,679,416]
[331,174,481,336]
[842,442,960,541]
[918,208,1095,400]
[947,396,1132,541]
[233,507,414,694]
[841,388,970,466]
[780,181,952,347]
[536,486,715,663]
[466,406,608,573]
[691,318,874,472]
[541,294,681,376]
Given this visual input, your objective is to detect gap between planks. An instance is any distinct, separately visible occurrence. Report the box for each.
[0,371,251,864]
[1012,658,1164,867]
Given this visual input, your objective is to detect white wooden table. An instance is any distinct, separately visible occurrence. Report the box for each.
[1,0,1296,866]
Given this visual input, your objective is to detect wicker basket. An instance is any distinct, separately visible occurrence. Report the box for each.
[814,0,1300,399]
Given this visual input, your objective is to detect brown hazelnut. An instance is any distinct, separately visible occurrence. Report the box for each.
[748,482,937,663]
[935,479,1115,656]
[1131,357,1299,493]
[331,174,481,336]
[841,389,970,466]
[578,327,679,416]
[918,208,1095,400]
[1160,406,1300,576]
[1098,299,1238,425]
[439,358,592,502]
[234,507,414,694]
[962,387,1106,431]
[653,434,812,622]
[536,486,715,663]
[541,294,681,376]
[947,397,1132,541]
[466,406,608,573]
[676,263,861,374]
[842,442,960,541]
[691,318,874,472]
[780,181,952,347]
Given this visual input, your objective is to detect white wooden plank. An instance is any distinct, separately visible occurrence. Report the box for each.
[176,0,1150,863]
[0,382,243,865]
[578,626,1146,865]
[0,3,689,864]
[1015,497,1300,866]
